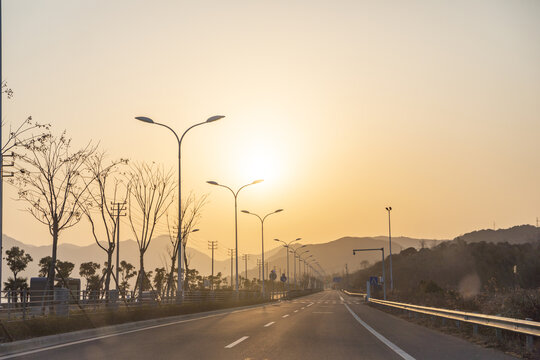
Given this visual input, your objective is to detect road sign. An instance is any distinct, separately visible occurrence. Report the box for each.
[269,270,277,281]
[280,274,287,282]
[369,276,378,286]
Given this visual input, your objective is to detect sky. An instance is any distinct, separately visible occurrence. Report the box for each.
[2,0,539,261]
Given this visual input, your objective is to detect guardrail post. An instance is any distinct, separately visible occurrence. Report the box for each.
[473,324,478,336]
[495,328,501,339]
[408,311,412,319]
[525,335,534,353]
[456,320,460,329]
[441,318,446,326]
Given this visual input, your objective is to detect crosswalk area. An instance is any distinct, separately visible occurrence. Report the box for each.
[290,299,362,305]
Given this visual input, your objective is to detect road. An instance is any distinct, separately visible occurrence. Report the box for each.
[1,290,515,359]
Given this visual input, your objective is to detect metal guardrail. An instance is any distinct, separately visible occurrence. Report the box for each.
[0,289,284,321]
[342,290,366,298]
[368,297,539,352]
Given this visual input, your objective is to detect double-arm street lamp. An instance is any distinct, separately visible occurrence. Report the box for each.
[291,245,307,288]
[207,180,263,293]
[297,249,310,287]
[303,254,313,278]
[274,238,301,291]
[241,209,283,298]
[135,115,224,300]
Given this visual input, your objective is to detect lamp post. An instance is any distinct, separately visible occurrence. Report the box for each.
[274,238,301,291]
[291,245,307,288]
[241,209,283,298]
[207,180,263,293]
[386,206,393,292]
[135,114,224,301]
[297,249,310,288]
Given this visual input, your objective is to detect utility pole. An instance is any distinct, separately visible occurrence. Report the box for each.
[111,201,126,290]
[242,254,250,287]
[208,241,218,290]
[0,151,14,293]
[385,206,393,292]
[0,4,4,294]
[228,248,234,289]
[257,258,262,282]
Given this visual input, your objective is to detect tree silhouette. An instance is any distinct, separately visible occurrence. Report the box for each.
[13,131,96,291]
[127,162,174,298]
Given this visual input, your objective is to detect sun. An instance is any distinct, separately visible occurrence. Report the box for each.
[236,139,281,183]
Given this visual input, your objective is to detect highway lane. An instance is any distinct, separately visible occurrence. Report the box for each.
[2,290,516,360]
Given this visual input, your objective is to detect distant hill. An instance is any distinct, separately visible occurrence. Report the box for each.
[454,225,540,245]
[0,233,445,287]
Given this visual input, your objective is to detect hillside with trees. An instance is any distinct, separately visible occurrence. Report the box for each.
[349,237,540,320]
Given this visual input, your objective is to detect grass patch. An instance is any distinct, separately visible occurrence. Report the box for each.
[1,298,267,342]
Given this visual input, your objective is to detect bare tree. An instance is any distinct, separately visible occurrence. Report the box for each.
[80,152,128,293]
[11,131,96,291]
[2,116,50,158]
[164,193,207,296]
[127,163,175,298]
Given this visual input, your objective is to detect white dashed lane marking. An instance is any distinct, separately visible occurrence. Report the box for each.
[282,314,290,318]
[225,336,249,349]
[264,322,275,327]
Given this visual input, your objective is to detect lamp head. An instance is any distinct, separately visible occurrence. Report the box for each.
[252,179,264,185]
[207,181,219,185]
[275,209,284,213]
[135,116,154,124]
[192,229,200,233]
[206,115,225,123]
[241,210,250,214]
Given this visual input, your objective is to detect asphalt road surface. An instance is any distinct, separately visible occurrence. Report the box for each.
[1,290,516,360]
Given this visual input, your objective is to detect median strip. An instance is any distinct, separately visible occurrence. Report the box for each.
[225,336,249,349]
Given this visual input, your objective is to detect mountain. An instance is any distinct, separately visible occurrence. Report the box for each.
[0,233,446,286]
[454,225,540,245]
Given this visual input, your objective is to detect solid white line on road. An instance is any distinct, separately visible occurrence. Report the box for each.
[225,336,249,349]
[0,307,259,360]
[339,295,344,301]
[264,322,275,327]
[282,314,290,318]
[344,303,416,360]
[294,310,299,313]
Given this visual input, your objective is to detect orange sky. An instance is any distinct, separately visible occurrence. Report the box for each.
[2,0,539,260]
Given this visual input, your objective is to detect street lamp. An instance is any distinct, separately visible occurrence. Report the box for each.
[385,206,393,291]
[135,114,224,301]
[241,209,283,298]
[291,245,307,288]
[207,180,263,293]
[297,249,310,288]
[274,238,301,291]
